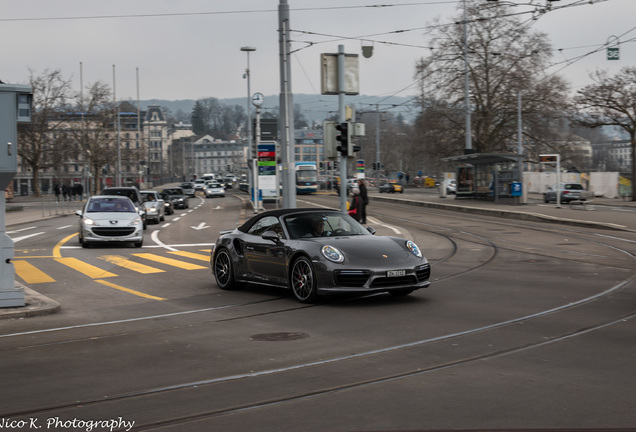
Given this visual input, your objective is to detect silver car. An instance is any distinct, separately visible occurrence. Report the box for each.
[205,183,226,198]
[141,190,165,224]
[76,196,144,248]
[543,183,593,203]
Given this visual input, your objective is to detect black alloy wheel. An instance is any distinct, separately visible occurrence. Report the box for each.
[214,248,236,290]
[290,256,318,303]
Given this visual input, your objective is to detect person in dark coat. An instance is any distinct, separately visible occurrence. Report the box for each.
[76,183,84,201]
[54,184,61,202]
[358,179,368,224]
[62,184,69,201]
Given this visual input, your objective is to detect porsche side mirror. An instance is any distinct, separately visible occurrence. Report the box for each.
[262,230,281,243]
[366,226,376,235]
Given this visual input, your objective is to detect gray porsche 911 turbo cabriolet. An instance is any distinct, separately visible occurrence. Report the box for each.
[210,208,431,303]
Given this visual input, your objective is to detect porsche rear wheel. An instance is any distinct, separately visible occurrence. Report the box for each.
[290,256,317,303]
[214,248,236,290]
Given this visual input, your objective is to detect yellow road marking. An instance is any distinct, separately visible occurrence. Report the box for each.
[13,260,55,284]
[133,253,207,270]
[99,255,165,274]
[168,251,210,262]
[54,233,78,258]
[54,257,117,278]
[95,279,166,301]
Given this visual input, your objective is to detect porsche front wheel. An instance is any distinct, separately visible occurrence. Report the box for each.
[290,256,318,303]
[214,248,237,290]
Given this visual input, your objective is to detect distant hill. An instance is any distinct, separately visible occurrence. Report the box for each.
[136,94,418,125]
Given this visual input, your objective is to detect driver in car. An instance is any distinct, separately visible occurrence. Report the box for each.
[306,217,329,237]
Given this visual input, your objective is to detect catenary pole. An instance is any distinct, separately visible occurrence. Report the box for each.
[279,0,296,208]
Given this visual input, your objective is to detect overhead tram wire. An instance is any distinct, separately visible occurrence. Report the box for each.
[0,2,457,23]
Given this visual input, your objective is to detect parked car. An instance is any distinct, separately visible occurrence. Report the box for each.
[446,179,457,195]
[205,183,226,198]
[75,195,144,248]
[140,190,165,224]
[101,186,146,229]
[180,182,195,197]
[210,208,431,303]
[160,192,174,215]
[543,183,593,203]
[379,181,403,193]
[160,187,189,209]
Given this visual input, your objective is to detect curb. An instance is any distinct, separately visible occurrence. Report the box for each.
[0,282,61,320]
[370,195,636,233]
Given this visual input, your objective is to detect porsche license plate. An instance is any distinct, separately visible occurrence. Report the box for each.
[387,270,406,277]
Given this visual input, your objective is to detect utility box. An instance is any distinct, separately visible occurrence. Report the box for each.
[0,84,32,190]
[0,83,32,308]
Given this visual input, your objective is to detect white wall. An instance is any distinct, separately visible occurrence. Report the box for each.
[524,171,620,198]
[590,172,619,198]
[524,172,581,193]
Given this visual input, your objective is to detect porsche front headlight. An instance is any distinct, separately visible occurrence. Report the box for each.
[406,240,422,258]
[322,245,344,263]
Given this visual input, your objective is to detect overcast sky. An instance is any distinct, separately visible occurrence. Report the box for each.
[2,0,634,108]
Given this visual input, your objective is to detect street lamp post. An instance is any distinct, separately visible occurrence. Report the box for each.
[241,46,256,212]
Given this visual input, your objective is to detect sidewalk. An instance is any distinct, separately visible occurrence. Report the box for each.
[2,192,635,320]
[368,190,636,233]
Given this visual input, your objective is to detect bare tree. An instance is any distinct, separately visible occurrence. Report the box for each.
[414,0,570,157]
[66,81,118,195]
[17,69,73,196]
[573,66,636,200]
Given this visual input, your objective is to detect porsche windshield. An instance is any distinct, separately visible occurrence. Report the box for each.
[284,212,370,239]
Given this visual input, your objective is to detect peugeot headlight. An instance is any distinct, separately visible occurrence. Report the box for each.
[322,245,344,263]
[406,240,422,258]
[129,217,142,226]
[83,217,96,226]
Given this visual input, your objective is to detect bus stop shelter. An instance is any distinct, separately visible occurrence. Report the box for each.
[442,153,524,204]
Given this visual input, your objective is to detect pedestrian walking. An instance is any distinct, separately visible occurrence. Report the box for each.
[62,184,69,202]
[358,179,368,224]
[53,184,60,202]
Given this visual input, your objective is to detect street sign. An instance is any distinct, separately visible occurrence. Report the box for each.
[320,53,359,95]
[539,154,558,163]
[607,47,619,61]
[356,159,365,176]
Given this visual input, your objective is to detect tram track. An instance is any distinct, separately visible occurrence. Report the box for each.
[3,273,633,429]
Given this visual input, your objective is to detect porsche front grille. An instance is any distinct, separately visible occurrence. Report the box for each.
[335,270,369,287]
[416,264,431,282]
[370,275,417,288]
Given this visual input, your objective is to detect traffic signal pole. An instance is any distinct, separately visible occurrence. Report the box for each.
[338,44,348,213]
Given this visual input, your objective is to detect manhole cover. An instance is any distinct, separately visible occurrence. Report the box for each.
[250,332,310,342]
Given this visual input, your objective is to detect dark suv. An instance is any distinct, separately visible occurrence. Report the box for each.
[101,186,147,229]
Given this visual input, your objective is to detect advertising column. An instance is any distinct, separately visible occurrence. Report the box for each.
[258,142,277,204]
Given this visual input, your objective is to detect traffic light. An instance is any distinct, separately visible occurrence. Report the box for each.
[335,122,350,156]
[349,141,360,156]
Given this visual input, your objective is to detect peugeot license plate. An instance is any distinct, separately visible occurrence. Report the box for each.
[387,270,406,277]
